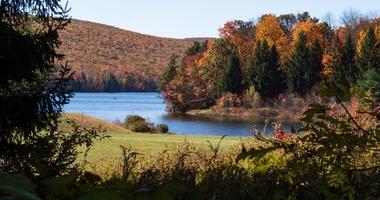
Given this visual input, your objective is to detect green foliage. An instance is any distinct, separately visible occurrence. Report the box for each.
[124,115,152,132]
[331,34,357,88]
[357,27,380,74]
[129,121,152,133]
[155,124,169,133]
[286,33,323,96]
[103,73,121,92]
[185,41,202,56]
[0,172,40,200]
[246,40,285,98]
[356,27,380,101]
[237,88,380,199]
[124,115,170,134]
[124,115,146,125]
[357,68,380,99]
[159,54,178,91]
[219,49,244,94]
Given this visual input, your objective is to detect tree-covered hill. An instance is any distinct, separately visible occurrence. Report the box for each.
[59,19,210,92]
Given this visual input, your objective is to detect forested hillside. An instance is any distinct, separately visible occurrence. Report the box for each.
[59,20,207,92]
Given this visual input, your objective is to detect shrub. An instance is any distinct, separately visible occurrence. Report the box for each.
[129,121,152,133]
[241,86,262,108]
[124,115,145,125]
[215,93,241,108]
[155,124,169,133]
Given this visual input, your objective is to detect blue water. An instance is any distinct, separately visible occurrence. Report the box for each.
[64,93,300,136]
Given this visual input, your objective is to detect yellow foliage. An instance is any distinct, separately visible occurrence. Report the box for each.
[291,19,328,48]
[356,26,380,55]
[256,14,289,54]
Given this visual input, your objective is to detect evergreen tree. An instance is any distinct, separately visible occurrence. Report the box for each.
[357,68,380,99]
[159,54,177,91]
[247,40,285,98]
[219,50,244,94]
[286,33,323,96]
[357,27,380,99]
[104,73,121,92]
[309,39,324,86]
[357,27,380,74]
[186,41,201,56]
[286,33,311,96]
[331,34,357,88]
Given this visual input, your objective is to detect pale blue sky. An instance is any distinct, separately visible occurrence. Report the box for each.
[69,0,380,39]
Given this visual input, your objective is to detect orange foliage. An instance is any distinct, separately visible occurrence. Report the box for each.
[255,14,289,54]
[59,20,210,91]
[291,19,329,48]
[219,20,255,64]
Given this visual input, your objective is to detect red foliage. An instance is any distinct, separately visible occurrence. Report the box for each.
[273,123,290,142]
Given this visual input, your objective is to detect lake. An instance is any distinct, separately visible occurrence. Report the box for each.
[64,93,300,136]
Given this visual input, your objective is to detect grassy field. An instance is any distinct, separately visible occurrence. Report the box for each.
[61,113,248,163]
[80,132,245,163]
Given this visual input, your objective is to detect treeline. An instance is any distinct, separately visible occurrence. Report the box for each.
[70,72,156,92]
[160,11,380,112]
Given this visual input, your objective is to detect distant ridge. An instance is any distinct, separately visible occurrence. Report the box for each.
[59,19,214,92]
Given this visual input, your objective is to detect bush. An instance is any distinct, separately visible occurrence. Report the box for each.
[129,121,152,132]
[215,93,241,108]
[124,115,145,125]
[241,86,262,108]
[155,124,169,133]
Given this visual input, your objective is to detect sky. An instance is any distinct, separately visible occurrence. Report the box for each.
[69,0,380,39]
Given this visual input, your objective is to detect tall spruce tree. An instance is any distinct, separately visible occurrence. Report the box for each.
[159,54,178,91]
[219,50,244,94]
[309,39,324,86]
[247,40,285,98]
[286,33,323,96]
[286,33,311,96]
[331,34,357,88]
[357,27,380,73]
[357,27,380,99]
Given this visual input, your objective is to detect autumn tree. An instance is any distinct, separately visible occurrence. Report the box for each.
[203,39,244,95]
[162,44,212,112]
[219,20,256,65]
[291,19,332,49]
[286,33,323,96]
[246,40,285,98]
[255,14,289,54]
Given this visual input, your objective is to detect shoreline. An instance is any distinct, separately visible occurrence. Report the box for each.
[187,107,303,124]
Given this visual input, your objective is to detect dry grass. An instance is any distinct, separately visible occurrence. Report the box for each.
[59,112,129,133]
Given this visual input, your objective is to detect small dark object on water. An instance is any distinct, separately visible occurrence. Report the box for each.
[113,97,117,100]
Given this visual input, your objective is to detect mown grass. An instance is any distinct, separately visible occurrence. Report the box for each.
[59,113,246,163]
[80,132,245,163]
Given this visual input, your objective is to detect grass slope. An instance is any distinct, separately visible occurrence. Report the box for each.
[60,113,129,133]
